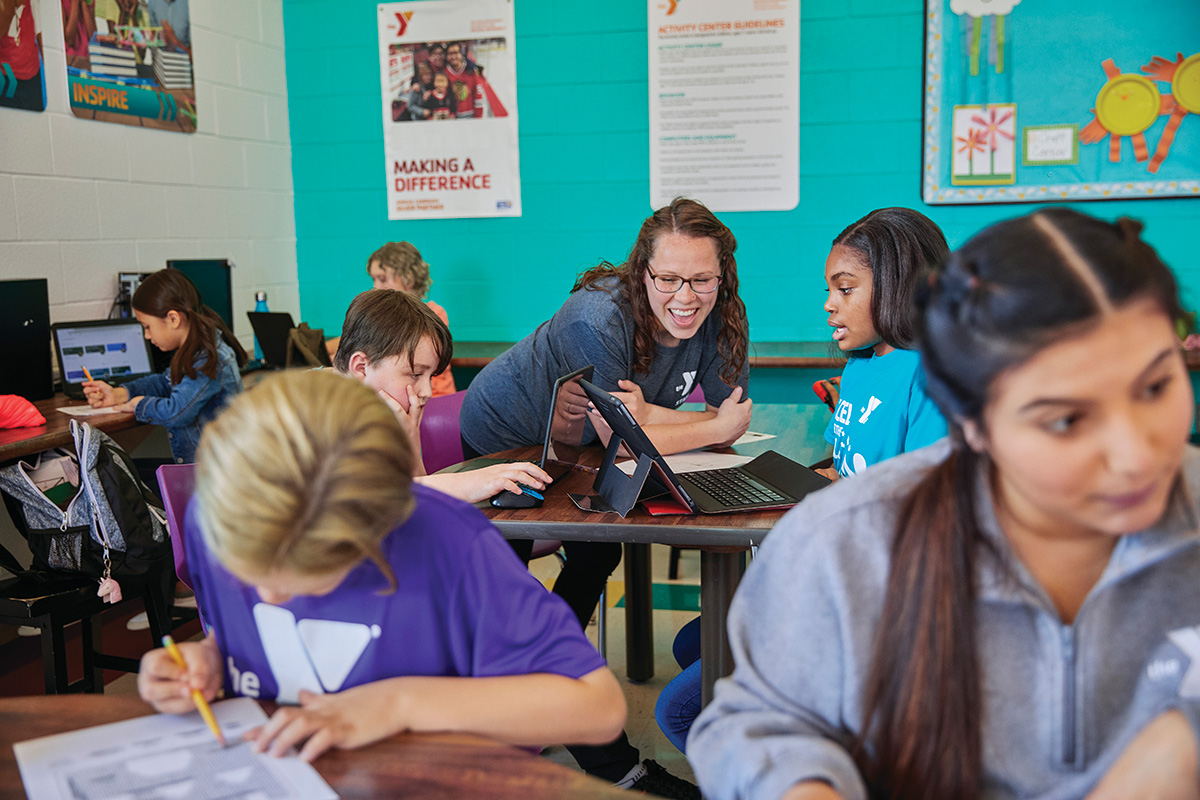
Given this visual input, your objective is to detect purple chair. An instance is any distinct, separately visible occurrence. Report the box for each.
[156,463,196,591]
[419,390,467,474]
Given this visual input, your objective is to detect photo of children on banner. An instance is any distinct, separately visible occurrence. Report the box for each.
[62,0,196,132]
[389,38,509,122]
[0,0,47,112]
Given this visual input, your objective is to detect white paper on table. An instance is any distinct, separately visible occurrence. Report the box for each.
[14,697,337,800]
[617,450,753,476]
[56,405,122,417]
[728,430,775,447]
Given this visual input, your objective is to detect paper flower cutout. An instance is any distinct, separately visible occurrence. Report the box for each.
[970,106,1014,151]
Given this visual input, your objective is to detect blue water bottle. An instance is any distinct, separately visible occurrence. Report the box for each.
[253,290,268,362]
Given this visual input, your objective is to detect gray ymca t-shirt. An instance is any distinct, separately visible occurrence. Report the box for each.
[460,276,748,454]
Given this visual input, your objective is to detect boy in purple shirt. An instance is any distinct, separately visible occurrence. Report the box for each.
[138,370,626,760]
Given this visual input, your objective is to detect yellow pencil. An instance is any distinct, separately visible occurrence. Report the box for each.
[81,366,94,382]
[161,635,227,747]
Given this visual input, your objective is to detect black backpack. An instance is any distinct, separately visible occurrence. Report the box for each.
[0,420,172,589]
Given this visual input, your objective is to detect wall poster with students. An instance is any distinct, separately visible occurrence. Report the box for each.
[61,0,196,132]
[648,0,800,212]
[377,0,521,220]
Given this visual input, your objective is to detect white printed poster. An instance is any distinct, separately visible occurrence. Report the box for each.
[648,0,800,212]
[377,0,520,219]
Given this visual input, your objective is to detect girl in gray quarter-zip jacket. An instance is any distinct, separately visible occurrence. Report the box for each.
[690,209,1200,800]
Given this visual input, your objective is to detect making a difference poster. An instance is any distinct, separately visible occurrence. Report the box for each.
[377,0,521,219]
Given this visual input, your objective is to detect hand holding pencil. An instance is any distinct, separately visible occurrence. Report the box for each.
[81,369,122,408]
[137,634,226,741]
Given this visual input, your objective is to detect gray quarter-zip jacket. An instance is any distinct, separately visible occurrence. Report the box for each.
[689,441,1200,800]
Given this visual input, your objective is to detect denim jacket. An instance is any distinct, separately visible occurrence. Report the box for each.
[124,338,243,463]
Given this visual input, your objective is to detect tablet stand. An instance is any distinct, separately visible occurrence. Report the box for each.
[589,434,656,517]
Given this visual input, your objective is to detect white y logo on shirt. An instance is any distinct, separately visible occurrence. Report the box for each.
[252,604,382,703]
[1167,626,1200,698]
[859,396,882,424]
[675,371,697,400]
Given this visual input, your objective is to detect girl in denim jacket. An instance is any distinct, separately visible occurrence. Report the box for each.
[84,269,246,463]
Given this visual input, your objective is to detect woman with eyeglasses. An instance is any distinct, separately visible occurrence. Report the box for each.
[461,196,751,463]
[456,196,750,799]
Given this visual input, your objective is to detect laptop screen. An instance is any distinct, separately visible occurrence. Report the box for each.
[52,320,155,387]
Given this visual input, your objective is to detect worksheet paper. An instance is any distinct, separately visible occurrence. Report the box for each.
[617,450,753,476]
[14,697,337,800]
[56,405,123,417]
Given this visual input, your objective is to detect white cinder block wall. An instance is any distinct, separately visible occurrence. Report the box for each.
[0,0,297,348]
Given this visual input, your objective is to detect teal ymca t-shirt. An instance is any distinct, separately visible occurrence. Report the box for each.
[823,348,947,478]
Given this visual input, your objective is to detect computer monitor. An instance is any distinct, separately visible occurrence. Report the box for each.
[51,319,156,398]
[167,259,234,329]
[0,278,52,400]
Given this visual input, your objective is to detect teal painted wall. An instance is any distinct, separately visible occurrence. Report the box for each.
[282,0,1200,348]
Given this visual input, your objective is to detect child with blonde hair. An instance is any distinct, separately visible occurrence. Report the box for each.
[137,370,626,761]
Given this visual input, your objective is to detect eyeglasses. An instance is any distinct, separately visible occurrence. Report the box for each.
[647,271,722,294]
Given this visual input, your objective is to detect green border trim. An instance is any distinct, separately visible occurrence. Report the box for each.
[1022,123,1080,167]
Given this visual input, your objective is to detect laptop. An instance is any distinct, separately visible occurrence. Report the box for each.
[51,319,156,399]
[457,364,595,484]
[247,311,332,368]
[580,378,831,513]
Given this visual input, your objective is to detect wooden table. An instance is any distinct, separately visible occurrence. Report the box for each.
[0,395,138,464]
[474,404,831,705]
[0,695,626,799]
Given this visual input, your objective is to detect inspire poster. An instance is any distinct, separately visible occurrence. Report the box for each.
[377,0,521,220]
[648,0,800,212]
[62,0,196,132]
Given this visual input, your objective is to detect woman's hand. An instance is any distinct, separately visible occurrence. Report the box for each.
[419,462,553,504]
[83,380,128,408]
[137,636,223,714]
[709,386,753,447]
[1086,710,1200,800]
[610,379,652,423]
[246,684,406,762]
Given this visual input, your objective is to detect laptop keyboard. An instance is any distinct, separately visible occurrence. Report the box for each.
[684,468,786,507]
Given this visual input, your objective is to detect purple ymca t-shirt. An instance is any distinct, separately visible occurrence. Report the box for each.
[184,485,605,703]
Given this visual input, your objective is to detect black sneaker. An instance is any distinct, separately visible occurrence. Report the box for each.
[628,759,700,799]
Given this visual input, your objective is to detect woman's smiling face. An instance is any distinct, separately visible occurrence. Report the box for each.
[642,233,722,347]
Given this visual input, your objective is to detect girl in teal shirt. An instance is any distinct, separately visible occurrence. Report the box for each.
[820,207,951,479]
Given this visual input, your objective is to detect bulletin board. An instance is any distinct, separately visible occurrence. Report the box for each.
[922,0,1200,204]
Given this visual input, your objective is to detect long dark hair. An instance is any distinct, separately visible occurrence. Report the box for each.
[855,208,1185,800]
[832,207,949,352]
[573,197,748,386]
[132,269,248,384]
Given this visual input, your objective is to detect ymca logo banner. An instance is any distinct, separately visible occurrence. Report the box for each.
[377,0,521,219]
